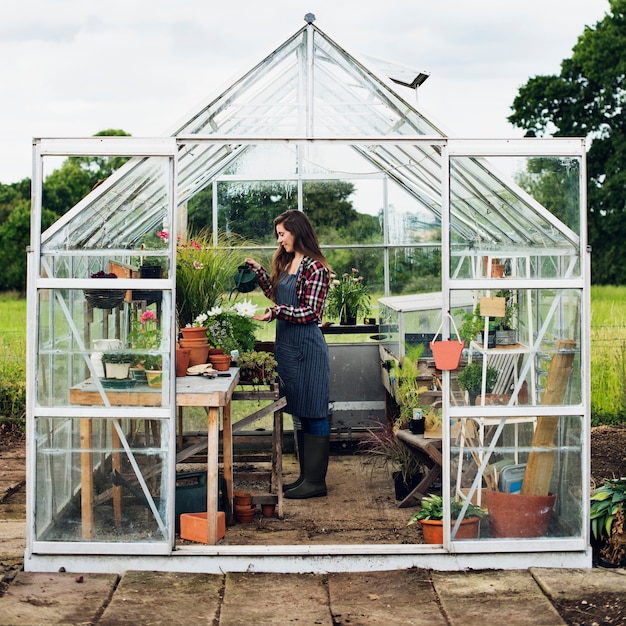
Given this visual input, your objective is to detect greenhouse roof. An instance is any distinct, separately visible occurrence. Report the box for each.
[41,16,579,253]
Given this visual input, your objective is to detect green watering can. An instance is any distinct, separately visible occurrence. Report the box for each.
[230,263,258,298]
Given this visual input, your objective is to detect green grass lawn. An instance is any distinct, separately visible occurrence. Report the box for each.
[4,286,626,427]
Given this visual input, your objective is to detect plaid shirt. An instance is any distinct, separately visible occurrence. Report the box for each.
[256,256,329,324]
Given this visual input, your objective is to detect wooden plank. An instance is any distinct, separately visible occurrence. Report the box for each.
[80,418,94,540]
[520,339,577,496]
[231,397,287,433]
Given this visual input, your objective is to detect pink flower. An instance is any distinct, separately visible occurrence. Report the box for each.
[191,240,202,250]
[157,231,169,240]
[141,310,157,324]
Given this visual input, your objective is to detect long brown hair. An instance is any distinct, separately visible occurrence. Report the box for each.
[269,210,329,298]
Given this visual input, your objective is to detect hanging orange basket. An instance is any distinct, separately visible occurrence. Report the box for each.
[430,313,464,371]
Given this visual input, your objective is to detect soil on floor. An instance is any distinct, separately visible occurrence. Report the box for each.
[2,423,626,624]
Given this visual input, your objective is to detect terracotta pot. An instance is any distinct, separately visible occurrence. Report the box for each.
[209,353,231,371]
[233,491,253,506]
[261,503,276,518]
[208,347,225,355]
[180,326,208,340]
[485,490,556,538]
[179,337,210,347]
[184,345,210,367]
[175,348,191,377]
[234,506,256,524]
[491,263,505,278]
[419,517,481,544]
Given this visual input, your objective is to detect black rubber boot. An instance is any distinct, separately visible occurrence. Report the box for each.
[283,429,305,492]
[284,433,329,499]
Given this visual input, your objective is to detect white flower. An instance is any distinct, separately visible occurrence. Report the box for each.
[232,299,258,318]
[193,312,208,326]
[207,306,222,317]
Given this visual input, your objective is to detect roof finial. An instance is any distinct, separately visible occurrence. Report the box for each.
[304,13,316,24]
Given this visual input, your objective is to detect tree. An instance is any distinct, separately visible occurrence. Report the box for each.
[42,129,131,218]
[508,0,626,284]
[0,201,56,293]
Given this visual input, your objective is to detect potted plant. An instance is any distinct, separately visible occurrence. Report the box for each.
[390,346,428,431]
[101,351,135,379]
[358,421,428,501]
[84,270,126,309]
[202,302,259,354]
[175,230,248,329]
[457,361,498,405]
[237,350,278,386]
[407,493,486,543]
[325,267,371,325]
[493,290,518,346]
[590,477,626,567]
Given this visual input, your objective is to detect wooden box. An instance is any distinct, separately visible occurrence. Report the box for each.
[179,511,226,544]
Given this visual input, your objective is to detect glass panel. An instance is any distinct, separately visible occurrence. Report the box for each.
[388,247,441,296]
[42,156,172,255]
[450,415,584,541]
[37,290,172,409]
[451,289,582,408]
[387,180,442,247]
[35,417,169,543]
[449,155,581,280]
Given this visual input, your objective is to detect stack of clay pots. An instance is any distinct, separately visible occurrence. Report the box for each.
[179,327,210,366]
[208,348,232,371]
[233,491,256,524]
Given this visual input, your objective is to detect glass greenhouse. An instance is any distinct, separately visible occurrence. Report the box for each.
[26,16,590,573]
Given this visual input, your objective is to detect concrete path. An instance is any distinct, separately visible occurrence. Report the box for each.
[2,449,626,624]
[1,567,626,625]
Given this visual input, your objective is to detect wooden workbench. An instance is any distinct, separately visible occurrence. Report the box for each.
[394,429,443,508]
[70,369,240,545]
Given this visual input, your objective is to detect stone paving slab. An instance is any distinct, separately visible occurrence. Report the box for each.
[327,569,447,625]
[99,571,223,625]
[221,572,332,625]
[0,519,26,559]
[0,571,118,625]
[532,565,626,597]
[432,569,567,626]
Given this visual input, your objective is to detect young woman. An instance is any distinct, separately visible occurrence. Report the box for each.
[245,210,331,499]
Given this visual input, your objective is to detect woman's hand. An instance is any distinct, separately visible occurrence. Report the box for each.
[245,257,260,271]
[252,308,273,322]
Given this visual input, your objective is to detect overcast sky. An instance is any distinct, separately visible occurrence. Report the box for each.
[0,0,609,184]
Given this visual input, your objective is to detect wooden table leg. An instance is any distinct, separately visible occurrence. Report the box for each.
[111,420,122,527]
[222,401,233,522]
[80,418,94,540]
[177,407,184,452]
[273,408,284,518]
[206,407,219,544]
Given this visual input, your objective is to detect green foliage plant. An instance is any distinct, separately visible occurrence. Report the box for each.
[456,305,484,343]
[127,309,163,370]
[196,303,258,354]
[176,230,248,329]
[457,362,498,395]
[101,351,135,364]
[325,267,371,323]
[408,493,487,523]
[389,344,426,428]
[237,350,278,386]
[590,478,626,565]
